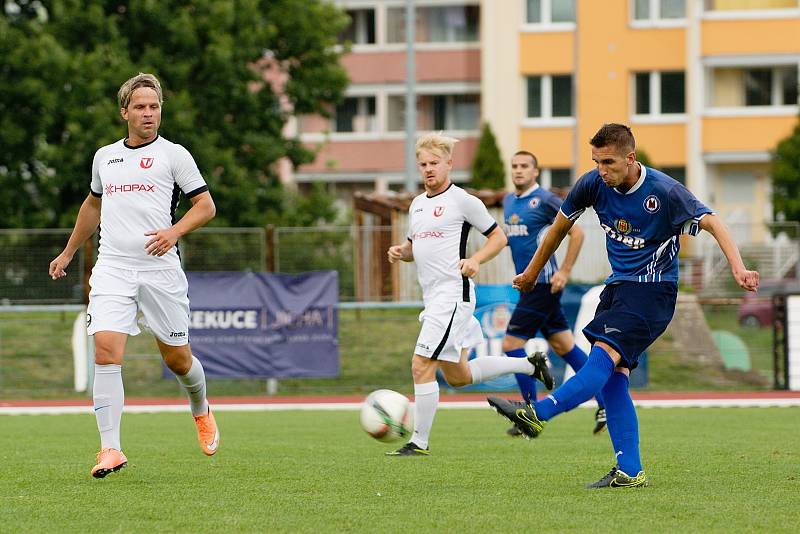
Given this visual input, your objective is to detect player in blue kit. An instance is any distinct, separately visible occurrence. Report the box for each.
[501,151,606,437]
[488,124,759,488]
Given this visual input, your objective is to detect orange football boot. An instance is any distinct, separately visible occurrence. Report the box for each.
[193,408,220,456]
[91,448,128,478]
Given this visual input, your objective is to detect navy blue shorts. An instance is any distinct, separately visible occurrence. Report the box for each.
[505,284,570,340]
[583,281,677,369]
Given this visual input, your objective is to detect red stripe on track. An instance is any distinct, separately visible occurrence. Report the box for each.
[2,390,799,408]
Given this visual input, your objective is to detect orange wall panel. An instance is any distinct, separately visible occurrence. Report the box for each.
[702,19,800,55]
[519,33,574,73]
[518,128,574,168]
[632,123,687,165]
[703,116,798,152]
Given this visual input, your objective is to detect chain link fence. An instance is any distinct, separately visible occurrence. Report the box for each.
[0,229,86,305]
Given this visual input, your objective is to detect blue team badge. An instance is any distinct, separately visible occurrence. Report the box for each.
[529,197,541,209]
[643,195,660,213]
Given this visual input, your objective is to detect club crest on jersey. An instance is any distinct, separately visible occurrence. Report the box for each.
[528,197,540,209]
[140,157,154,169]
[643,195,660,213]
[433,206,445,217]
[615,218,632,234]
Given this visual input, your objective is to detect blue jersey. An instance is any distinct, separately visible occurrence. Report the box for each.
[503,185,562,283]
[561,165,712,284]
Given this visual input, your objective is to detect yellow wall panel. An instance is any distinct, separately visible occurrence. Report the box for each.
[703,116,797,152]
[518,128,574,168]
[631,123,687,166]
[519,33,574,73]
[711,0,796,9]
[703,19,800,55]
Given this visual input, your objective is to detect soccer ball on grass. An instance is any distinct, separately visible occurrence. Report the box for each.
[359,389,413,442]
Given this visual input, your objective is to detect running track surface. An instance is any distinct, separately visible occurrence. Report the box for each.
[2,391,800,415]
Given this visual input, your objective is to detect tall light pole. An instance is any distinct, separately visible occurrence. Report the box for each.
[404,0,417,193]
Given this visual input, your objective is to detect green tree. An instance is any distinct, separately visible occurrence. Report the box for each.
[635,148,653,168]
[0,0,349,228]
[772,119,800,221]
[469,123,505,190]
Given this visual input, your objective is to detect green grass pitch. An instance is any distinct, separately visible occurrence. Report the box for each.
[1,406,798,533]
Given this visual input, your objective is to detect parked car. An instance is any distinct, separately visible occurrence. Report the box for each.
[737,279,800,328]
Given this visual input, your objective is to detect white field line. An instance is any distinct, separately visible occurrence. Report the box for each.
[1,397,799,415]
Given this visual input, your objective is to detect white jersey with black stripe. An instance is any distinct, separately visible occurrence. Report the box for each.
[407,183,498,304]
[90,136,207,271]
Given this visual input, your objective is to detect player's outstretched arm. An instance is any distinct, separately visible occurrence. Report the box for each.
[514,212,574,292]
[145,191,216,256]
[49,194,101,280]
[387,240,414,263]
[698,214,759,292]
[551,223,584,293]
[459,225,507,277]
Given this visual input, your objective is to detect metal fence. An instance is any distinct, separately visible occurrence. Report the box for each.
[0,229,85,305]
[2,220,798,304]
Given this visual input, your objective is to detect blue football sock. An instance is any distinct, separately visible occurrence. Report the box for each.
[505,348,536,402]
[601,371,642,475]
[534,345,614,421]
[560,345,605,409]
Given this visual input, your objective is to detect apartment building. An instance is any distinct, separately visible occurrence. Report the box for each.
[292,0,799,235]
[293,0,483,196]
[484,0,799,238]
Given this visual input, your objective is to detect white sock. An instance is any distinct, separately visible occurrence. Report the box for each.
[175,356,209,417]
[93,364,124,451]
[410,381,439,450]
[468,356,533,384]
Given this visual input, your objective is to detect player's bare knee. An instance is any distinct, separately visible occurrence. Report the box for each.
[160,344,192,375]
[94,349,122,366]
[501,336,524,353]
[411,355,436,383]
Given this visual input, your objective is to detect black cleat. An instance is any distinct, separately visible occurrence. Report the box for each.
[528,352,554,390]
[487,396,544,438]
[506,425,523,437]
[593,408,607,435]
[585,466,647,489]
[385,442,430,456]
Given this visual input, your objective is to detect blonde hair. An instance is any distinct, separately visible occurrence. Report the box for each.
[118,73,163,110]
[415,132,459,160]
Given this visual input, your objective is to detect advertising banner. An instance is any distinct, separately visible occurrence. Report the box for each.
[182,271,339,378]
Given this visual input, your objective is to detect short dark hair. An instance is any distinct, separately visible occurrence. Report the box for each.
[590,123,635,153]
[513,150,538,168]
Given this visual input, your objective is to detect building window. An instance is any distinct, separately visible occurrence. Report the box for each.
[527,75,573,118]
[550,168,572,188]
[339,9,376,45]
[634,0,686,21]
[386,5,480,44]
[710,65,798,108]
[526,0,576,23]
[662,166,686,185]
[387,93,480,131]
[333,96,376,133]
[633,71,685,115]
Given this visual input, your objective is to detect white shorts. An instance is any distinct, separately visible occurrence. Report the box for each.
[415,300,484,363]
[87,265,190,346]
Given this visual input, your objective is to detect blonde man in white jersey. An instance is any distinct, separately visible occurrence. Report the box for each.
[49,73,219,478]
[385,133,553,456]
